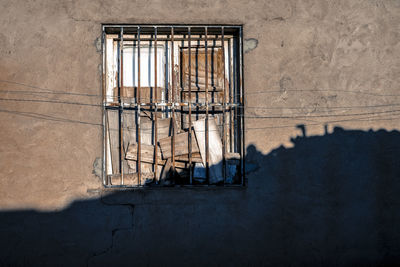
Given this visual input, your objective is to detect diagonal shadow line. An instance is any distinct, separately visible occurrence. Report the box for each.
[0,98,101,107]
[0,80,101,97]
[245,112,400,130]
[0,109,102,126]
[246,89,400,97]
[0,89,60,100]
[244,109,400,119]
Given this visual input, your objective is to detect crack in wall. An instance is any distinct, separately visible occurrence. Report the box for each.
[86,196,135,267]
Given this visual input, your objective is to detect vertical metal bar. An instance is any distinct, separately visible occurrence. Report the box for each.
[120,27,124,185]
[195,39,200,121]
[180,36,185,144]
[165,36,169,119]
[171,27,176,174]
[106,111,111,185]
[102,28,107,185]
[154,27,159,182]
[188,27,193,184]
[137,26,142,186]
[228,37,233,154]
[221,27,227,184]
[204,27,210,184]
[233,34,238,155]
[211,38,216,121]
[239,26,245,186]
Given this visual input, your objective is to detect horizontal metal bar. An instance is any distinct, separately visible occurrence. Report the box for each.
[103,24,243,29]
[103,25,242,36]
[113,38,229,42]
[179,45,224,49]
[103,184,246,189]
[104,102,241,108]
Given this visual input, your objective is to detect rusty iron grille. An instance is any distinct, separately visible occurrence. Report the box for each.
[102,25,244,188]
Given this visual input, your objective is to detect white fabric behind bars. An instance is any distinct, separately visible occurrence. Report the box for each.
[122,45,165,88]
[106,40,166,103]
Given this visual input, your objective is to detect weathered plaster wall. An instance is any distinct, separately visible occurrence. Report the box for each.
[0,0,400,266]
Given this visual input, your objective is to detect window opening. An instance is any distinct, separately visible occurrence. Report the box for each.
[102,25,244,187]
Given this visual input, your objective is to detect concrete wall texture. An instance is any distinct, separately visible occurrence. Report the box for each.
[1,0,400,266]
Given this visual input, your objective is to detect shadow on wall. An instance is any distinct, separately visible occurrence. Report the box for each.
[1,126,400,266]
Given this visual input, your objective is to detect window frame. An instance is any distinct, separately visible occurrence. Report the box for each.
[101,25,245,188]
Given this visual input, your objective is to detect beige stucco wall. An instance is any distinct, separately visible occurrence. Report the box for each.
[0,0,399,209]
[1,1,400,266]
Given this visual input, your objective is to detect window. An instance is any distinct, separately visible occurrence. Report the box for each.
[102,25,244,187]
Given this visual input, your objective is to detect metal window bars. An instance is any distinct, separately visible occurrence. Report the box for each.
[102,25,245,188]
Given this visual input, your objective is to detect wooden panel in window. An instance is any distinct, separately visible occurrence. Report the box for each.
[109,86,163,104]
[181,47,223,91]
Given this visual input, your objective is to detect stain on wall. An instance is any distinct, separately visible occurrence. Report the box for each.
[244,38,258,53]
[92,157,102,181]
